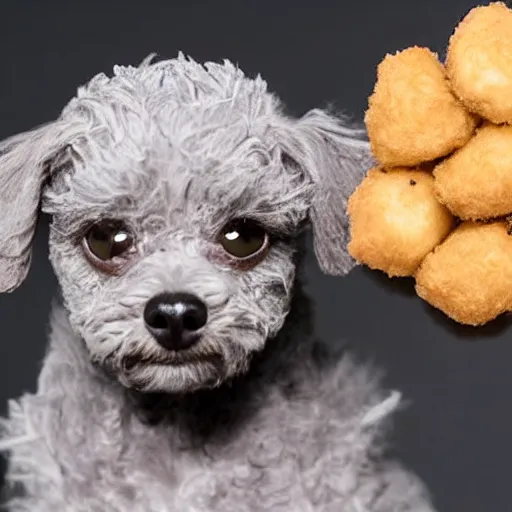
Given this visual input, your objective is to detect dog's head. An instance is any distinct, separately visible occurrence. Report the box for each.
[0,55,371,393]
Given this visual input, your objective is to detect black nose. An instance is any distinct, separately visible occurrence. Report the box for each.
[143,292,208,351]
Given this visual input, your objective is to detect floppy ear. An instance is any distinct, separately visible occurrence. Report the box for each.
[276,108,373,276]
[0,120,80,293]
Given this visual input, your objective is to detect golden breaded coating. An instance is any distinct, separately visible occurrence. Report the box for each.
[415,222,512,326]
[446,2,512,124]
[434,124,512,220]
[347,167,454,277]
[365,46,477,167]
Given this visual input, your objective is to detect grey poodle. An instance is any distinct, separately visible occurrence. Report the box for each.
[0,54,436,511]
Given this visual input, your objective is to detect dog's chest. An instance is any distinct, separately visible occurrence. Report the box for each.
[86,392,340,512]
[3,371,436,512]
[11,377,370,512]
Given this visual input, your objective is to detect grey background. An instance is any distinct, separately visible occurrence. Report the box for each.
[0,1,509,511]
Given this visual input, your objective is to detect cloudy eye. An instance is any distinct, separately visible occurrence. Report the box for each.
[219,219,269,261]
[83,220,135,271]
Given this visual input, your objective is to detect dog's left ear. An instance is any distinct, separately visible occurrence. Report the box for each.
[276,108,373,276]
[0,120,81,293]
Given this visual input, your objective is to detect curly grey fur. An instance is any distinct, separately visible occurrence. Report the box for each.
[0,54,435,511]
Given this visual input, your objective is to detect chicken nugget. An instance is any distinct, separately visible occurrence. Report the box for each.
[415,222,512,326]
[434,124,512,220]
[446,2,512,124]
[365,46,477,167]
[347,167,455,277]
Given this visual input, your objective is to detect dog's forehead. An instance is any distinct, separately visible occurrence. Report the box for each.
[63,54,281,178]
[45,56,310,232]
[65,54,277,142]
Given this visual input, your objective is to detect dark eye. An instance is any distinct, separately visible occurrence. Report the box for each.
[219,219,268,260]
[83,220,135,265]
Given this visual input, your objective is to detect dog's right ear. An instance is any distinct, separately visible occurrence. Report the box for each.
[0,120,81,293]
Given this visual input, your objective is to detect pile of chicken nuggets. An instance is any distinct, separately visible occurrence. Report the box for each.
[348,2,512,326]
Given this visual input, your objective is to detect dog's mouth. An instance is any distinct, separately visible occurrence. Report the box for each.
[117,351,228,393]
[120,347,223,372]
